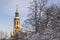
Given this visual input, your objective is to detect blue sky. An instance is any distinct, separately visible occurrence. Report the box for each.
[0,0,60,35]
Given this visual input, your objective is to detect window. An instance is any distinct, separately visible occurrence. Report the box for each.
[17,21,18,25]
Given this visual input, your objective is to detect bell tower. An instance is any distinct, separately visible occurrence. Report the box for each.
[10,0,24,40]
[13,4,20,34]
[10,3,21,40]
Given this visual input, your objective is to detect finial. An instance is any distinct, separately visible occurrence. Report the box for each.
[16,4,18,13]
[16,0,18,13]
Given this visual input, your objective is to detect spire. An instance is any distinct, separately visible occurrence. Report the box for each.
[16,3,18,13]
[15,0,19,17]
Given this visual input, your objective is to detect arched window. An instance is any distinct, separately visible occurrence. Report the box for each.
[17,21,18,25]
